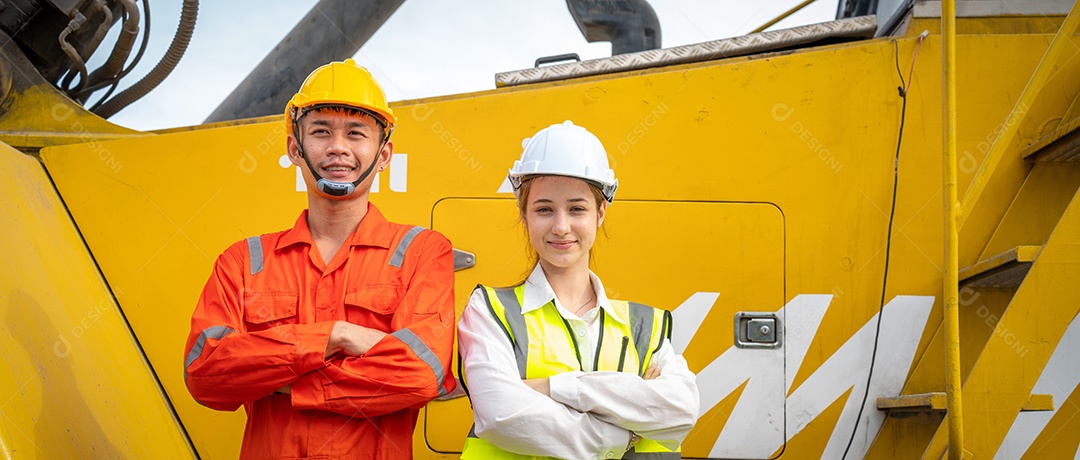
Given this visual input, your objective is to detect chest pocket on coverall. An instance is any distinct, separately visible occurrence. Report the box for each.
[243,292,299,331]
[344,285,402,332]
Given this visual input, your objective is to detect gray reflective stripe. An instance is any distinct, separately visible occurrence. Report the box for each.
[494,287,529,379]
[184,326,237,377]
[629,302,654,373]
[478,287,514,347]
[247,236,264,275]
[391,327,448,397]
[389,226,425,268]
[623,450,680,459]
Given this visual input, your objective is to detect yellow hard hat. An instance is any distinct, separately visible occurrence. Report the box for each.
[285,58,396,134]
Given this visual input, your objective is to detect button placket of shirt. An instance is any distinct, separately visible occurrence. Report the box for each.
[317,246,354,322]
[565,317,592,372]
[315,275,338,322]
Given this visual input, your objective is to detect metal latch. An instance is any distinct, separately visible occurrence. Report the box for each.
[452,248,476,271]
[734,312,782,349]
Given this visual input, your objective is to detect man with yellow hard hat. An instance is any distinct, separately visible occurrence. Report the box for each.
[184,59,457,459]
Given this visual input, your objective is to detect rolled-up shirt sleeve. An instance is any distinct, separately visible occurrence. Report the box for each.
[458,289,630,459]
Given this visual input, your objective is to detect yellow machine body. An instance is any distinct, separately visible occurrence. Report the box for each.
[1,10,1078,460]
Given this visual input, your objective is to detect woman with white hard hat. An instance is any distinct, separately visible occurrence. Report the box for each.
[457,121,700,459]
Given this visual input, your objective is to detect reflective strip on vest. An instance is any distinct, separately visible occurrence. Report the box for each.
[391,327,448,397]
[389,226,425,268]
[494,287,529,379]
[466,284,681,459]
[628,302,653,374]
[184,325,237,379]
[247,236,264,275]
[623,445,681,459]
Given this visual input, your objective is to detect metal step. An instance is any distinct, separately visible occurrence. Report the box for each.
[1023,117,1080,162]
[878,392,1053,412]
[959,246,1042,288]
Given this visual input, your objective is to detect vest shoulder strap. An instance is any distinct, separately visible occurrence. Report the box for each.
[478,284,529,379]
[627,301,671,374]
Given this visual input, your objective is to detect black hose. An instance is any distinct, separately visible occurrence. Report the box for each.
[94,0,198,119]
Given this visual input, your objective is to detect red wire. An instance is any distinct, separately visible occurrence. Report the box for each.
[905,35,925,93]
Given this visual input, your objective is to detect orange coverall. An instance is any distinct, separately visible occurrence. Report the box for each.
[184,204,456,459]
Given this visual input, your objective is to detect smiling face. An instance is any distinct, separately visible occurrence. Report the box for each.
[287,107,392,199]
[521,175,607,273]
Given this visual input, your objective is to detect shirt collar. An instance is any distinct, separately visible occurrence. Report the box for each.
[275,203,394,251]
[521,264,626,325]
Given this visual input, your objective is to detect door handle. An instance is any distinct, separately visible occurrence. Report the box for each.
[734,312,782,349]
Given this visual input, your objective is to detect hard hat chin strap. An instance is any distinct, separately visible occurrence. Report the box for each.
[293,116,392,197]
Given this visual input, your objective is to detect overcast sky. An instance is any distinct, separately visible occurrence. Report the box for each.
[91,1,840,131]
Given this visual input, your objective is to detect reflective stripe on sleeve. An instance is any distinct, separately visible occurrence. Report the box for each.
[388,226,425,268]
[247,236,264,275]
[391,327,448,397]
[494,287,529,379]
[184,325,237,378]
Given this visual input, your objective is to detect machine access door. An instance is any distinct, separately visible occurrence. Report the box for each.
[426,199,786,459]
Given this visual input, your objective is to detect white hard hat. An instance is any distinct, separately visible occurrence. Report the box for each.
[508,120,618,204]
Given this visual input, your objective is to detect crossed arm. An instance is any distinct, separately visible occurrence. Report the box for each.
[457,289,700,458]
[184,235,456,417]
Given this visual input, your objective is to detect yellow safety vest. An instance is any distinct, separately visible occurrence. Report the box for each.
[461,284,681,459]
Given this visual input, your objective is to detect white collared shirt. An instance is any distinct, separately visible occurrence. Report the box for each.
[458,264,700,459]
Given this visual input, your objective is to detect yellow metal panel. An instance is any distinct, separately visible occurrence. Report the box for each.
[424,199,785,457]
[39,124,302,459]
[36,30,1066,459]
[681,381,748,455]
[979,162,1080,259]
[0,142,193,457]
[865,411,944,459]
[959,5,1080,230]
[776,388,854,459]
[0,84,144,150]
[906,17,1069,36]
[1020,387,1080,459]
[921,186,1080,458]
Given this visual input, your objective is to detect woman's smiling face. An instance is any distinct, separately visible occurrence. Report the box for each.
[522,175,606,272]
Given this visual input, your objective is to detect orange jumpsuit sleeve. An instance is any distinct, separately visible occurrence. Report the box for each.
[289,232,457,418]
[184,242,333,411]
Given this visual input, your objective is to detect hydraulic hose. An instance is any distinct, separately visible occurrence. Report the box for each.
[77,0,151,103]
[61,0,112,97]
[84,0,114,60]
[85,0,139,90]
[95,0,198,119]
[58,12,89,93]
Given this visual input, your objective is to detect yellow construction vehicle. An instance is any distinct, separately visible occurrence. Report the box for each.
[1,0,1078,458]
